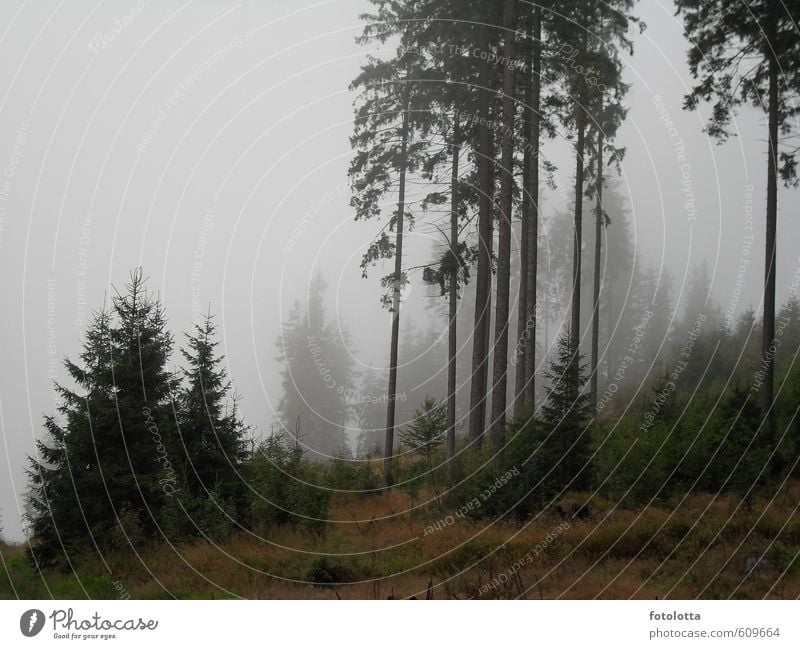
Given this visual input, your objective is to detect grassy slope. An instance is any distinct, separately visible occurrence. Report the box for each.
[2,483,800,599]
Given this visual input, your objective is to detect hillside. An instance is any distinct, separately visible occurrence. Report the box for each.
[3,483,799,600]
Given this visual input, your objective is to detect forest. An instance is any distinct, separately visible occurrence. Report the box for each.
[3,0,800,600]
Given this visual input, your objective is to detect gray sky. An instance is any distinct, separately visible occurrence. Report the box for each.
[0,0,798,541]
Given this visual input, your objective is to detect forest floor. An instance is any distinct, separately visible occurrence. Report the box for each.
[2,483,800,599]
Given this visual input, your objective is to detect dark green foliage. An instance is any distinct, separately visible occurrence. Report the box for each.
[26,271,251,568]
[248,435,329,536]
[539,334,594,491]
[596,381,795,506]
[445,334,595,520]
[158,484,236,543]
[178,312,249,528]
[27,271,180,568]
[677,0,800,155]
[325,457,379,493]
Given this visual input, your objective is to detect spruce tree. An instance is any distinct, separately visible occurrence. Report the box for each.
[399,397,446,467]
[540,334,593,492]
[178,312,248,522]
[27,271,179,567]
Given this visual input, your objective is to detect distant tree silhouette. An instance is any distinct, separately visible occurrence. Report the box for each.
[276,271,353,459]
[354,364,388,458]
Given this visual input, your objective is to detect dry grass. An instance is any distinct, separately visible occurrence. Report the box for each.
[3,484,800,599]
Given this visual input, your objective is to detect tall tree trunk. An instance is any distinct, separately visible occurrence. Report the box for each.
[570,119,586,360]
[761,54,778,428]
[481,214,494,433]
[468,37,493,447]
[525,6,541,407]
[447,116,460,477]
[383,85,410,486]
[490,0,518,449]
[590,126,604,411]
[514,8,533,417]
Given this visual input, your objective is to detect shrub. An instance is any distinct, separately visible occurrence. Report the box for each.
[247,435,329,535]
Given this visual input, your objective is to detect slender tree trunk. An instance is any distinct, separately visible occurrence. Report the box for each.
[514,9,533,417]
[383,86,410,486]
[481,211,493,433]
[590,127,604,411]
[570,120,586,360]
[525,6,541,407]
[447,116,460,478]
[490,0,518,449]
[761,54,778,428]
[468,38,493,447]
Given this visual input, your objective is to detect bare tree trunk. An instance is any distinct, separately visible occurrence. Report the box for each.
[590,127,604,411]
[761,54,778,429]
[468,39,493,447]
[570,119,586,360]
[447,116,460,478]
[514,8,533,417]
[383,85,411,487]
[490,0,518,450]
[480,216,493,433]
[525,6,541,407]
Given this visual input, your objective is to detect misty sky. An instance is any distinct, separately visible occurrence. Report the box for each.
[0,0,798,541]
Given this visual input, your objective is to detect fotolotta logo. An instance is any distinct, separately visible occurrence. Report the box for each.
[20,609,45,637]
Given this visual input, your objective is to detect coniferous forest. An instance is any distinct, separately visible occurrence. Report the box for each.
[3,0,800,604]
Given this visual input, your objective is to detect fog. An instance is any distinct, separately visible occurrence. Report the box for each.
[0,0,798,541]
